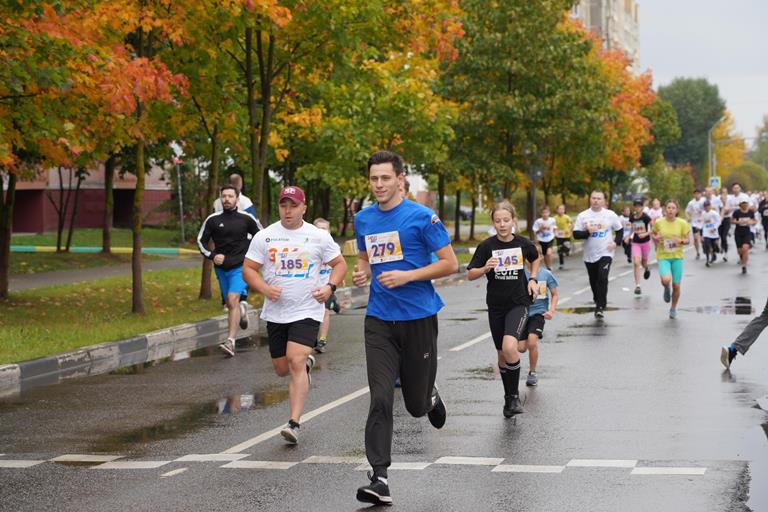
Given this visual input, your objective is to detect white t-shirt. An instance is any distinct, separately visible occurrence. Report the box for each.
[724,193,749,218]
[701,210,721,239]
[574,208,623,263]
[618,215,631,239]
[533,217,557,243]
[647,207,663,224]
[707,195,723,212]
[245,221,341,323]
[685,198,705,228]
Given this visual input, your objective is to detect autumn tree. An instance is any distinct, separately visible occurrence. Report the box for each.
[709,111,745,178]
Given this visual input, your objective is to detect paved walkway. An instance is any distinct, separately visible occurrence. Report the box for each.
[9,257,201,291]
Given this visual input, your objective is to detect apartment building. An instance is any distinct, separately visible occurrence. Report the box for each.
[571,0,640,65]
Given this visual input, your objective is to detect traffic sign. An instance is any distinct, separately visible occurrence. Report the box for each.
[709,176,721,189]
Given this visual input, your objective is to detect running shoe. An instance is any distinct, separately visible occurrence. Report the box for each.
[634,285,641,295]
[706,261,710,268]
[280,421,299,444]
[720,345,737,369]
[558,264,564,270]
[663,285,671,303]
[427,386,447,429]
[669,308,677,319]
[503,394,523,417]
[306,354,315,385]
[643,268,651,280]
[356,472,392,506]
[238,301,249,330]
[742,266,747,274]
[526,372,538,387]
[594,307,604,319]
[219,337,235,357]
[314,339,327,354]
[723,255,728,262]
[696,253,700,260]
[711,254,717,262]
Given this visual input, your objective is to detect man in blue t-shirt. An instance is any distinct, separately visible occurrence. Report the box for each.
[352,151,458,507]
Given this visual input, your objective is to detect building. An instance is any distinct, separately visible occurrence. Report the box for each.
[10,164,171,233]
[571,0,640,65]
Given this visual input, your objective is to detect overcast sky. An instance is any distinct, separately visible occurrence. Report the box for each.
[639,0,768,142]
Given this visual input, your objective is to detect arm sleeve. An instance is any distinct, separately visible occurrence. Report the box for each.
[547,272,558,289]
[354,215,366,252]
[197,217,214,259]
[244,234,266,265]
[613,229,624,245]
[247,216,260,236]
[322,232,342,264]
[524,242,539,262]
[422,213,451,253]
[572,213,589,239]
[467,242,488,270]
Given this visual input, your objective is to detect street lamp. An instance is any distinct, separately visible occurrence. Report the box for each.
[708,115,727,180]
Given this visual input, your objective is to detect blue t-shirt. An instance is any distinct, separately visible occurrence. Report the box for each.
[355,199,451,321]
[525,267,558,316]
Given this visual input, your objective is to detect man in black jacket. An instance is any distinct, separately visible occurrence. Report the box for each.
[197,185,261,356]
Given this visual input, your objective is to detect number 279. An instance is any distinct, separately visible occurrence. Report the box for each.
[371,242,396,258]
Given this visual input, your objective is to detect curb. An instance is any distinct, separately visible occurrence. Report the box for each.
[11,245,199,256]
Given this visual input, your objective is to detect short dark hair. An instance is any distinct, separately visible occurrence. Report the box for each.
[220,184,239,196]
[368,150,404,175]
[694,188,702,194]
[590,189,606,198]
[732,182,742,188]
[633,199,643,206]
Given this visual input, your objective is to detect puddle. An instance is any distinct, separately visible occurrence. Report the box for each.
[446,317,478,322]
[459,365,498,380]
[216,389,290,414]
[682,297,754,316]
[557,306,621,314]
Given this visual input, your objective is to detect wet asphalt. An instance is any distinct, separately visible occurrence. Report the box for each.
[1,243,768,512]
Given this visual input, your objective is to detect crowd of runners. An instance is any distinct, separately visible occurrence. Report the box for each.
[196,152,767,506]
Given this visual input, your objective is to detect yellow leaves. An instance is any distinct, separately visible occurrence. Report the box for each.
[712,111,745,175]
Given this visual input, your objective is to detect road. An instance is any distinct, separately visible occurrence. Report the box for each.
[1,245,767,511]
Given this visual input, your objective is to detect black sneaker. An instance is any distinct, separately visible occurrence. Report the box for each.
[314,339,327,354]
[643,267,651,280]
[720,345,737,369]
[356,472,392,506]
[663,285,671,303]
[706,261,710,267]
[238,300,249,330]
[594,307,604,319]
[634,285,641,295]
[503,394,523,418]
[742,266,747,274]
[427,386,447,429]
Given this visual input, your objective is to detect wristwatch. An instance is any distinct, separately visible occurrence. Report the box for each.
[328,283,337,293]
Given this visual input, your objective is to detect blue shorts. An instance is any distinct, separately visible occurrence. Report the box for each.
[657,258,684,284]
[214,265,248,304]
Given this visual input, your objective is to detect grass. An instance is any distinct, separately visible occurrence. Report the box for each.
[11,227,188,248]
[9,252,162,275]
[0,266,262,364]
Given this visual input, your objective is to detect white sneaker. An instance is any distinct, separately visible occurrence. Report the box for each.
[238,301,249,330]
[219,337,235,357]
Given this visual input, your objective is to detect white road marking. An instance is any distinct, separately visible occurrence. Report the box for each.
[50,454,123,463]
[174,454,249,462]
[356,462,431,471]
[94,461,172,469]
[0,460,45,468]
[221,386,370,454]
[558,297,571,305]
[221,460,297,470]
[160,467,188,478]
[302,456,367,464]
[566,459,637,468]
[492,464,564,473]
[449,332,491,352]
[434,456,503,466]
[631,467,707,476]
[572,286,591,296]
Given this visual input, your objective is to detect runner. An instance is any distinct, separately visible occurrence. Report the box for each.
[521,247,558,387]
[721,297,768,369]
[731,199,756,274]
[213,173,259,218]
[242,186,346,444]
[554,204,573,270]
[618,205,632,263]
[468,201,539,412]
[700,200,721,267]
[532,206,556,270]
[721,183,749,262]
[759,193,768,249]
[572,190,623,318]
[197,185,261,356]
[353,151,457,506]
[629,199,652,294]
[312,217,340,354]
[685,189,705,259]
[647,198,663,225]
[651,199,691,319]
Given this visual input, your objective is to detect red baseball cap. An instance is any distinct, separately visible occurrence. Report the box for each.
[278,186,306,205]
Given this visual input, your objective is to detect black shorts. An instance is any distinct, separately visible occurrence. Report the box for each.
[488,305,528,350]
[539,240,553,253]
[267,318,320,358]
[692,227,702,235]
[521,314,546,340]
[735,233,752,248]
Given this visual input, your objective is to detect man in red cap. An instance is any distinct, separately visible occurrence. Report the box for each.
[243,186,347,444]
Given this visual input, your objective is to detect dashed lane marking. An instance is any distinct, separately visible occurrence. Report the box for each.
[566,459,637,468]
[355,462,432,471]
[434,456,503,466]
[302,456,367,464]
[221,460,297,470]
[492,464,565,474]
[0,460,45,468]
[175,454,249,462]
[160,467,188,478]
[631,467,707,476]
[50,454,123,463]
[94,461,172,470]
[449,332,492,352]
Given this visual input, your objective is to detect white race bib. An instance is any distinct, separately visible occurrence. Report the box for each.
[365,231,404,264]
[275,251,309,276]
[493,248,524,272]
[663,239,677,250]
[537,281,547,299]
[633,221,647,235]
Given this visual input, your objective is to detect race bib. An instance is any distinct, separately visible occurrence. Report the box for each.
[555,229,568,238]
[365,231,404,264]
[633,221,647,235]
[275,251,309,276]
[537,281,547,299]
[663,239,677,250]
[493,248,524,272]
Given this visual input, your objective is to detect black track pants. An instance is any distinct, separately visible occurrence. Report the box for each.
[585,256,613,309]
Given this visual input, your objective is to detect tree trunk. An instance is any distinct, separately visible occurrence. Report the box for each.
[437,171,445,220]
[321,186,331,220]
[0,172,17,299]
[65,171,84,251]
[469,192,477,240]
[102,153,116,253]
[199,126,220,301]
[526,186,535,238]
[453,189,461,243]
[340,197,351,237]
[132,140,145,314]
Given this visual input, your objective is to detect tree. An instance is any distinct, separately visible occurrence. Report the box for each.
[640,97,681,167]
[750,115,768,169]
[710,111,745,178]
[657,78,726,183]
[724,161,768,192]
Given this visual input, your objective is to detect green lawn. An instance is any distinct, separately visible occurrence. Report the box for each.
[11,227,188,248]
[0,266,262,364]
[10,252,162,275]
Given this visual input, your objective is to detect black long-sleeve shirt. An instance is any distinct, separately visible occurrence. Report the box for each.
[197,208,260,270]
